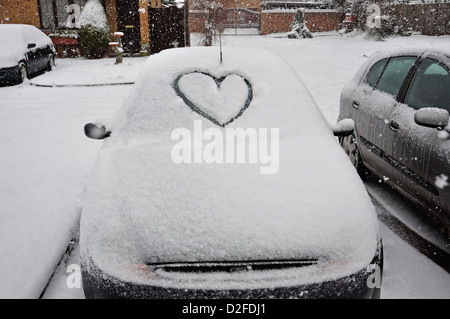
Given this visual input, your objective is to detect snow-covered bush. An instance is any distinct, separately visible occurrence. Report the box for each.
[351,0,394,41]
[365,15,394,41]
[287,9,313,39]
[328,0,350,11]
[79,0,110,59]
[351,0,371,31]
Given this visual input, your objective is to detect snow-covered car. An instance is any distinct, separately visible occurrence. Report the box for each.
[339,46,450,236]
[81,47,383,299]
[0,24,56,85]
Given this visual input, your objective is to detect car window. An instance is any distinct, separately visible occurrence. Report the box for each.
[404,58,450,112]
[365,58,388,87]
[376,56,416,97]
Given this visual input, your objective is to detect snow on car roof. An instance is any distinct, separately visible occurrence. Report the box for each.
[101,46,331,137]
[81,47,379,288]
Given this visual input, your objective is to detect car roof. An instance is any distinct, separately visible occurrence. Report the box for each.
[347,45,450,88]
[0,24,51,48]
[0,23,39,38]
[0,23,38,30]
[102,46,330,137]
[370,45,450,67]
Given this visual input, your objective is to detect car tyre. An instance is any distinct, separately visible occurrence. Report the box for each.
[47,55,55,71]
[340,133,371,179]
[18,63,27,83]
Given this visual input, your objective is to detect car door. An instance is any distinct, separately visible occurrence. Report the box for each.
[351,56,416,177]
[33,28,51,72]
[364,56,418,181]
[22,31,40,73]
[386,57,450,218]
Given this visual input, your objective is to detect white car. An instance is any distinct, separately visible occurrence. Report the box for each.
[81,47,383,299]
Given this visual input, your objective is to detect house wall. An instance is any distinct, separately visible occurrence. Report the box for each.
[149,0,162,7]
[260,9,341,35]
[139,0,149,50]
[104,0,118,35]
[0,0,40,27]
[217,0,261,10]
[104,0,150,53]
[188,10,208,33]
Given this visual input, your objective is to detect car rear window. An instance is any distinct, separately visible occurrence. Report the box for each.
[365,58,388,88]
[404,58,450,112]
[376,56,416,98]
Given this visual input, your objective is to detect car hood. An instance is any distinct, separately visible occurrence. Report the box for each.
[80,47,379,285]
[0,25,27,68]
[0,43,26,68]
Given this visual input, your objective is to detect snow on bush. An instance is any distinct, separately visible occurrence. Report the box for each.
[79,0,110,59]
[80,0,109,30]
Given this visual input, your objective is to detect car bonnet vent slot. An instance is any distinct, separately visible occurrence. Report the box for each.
[148,260,318,273]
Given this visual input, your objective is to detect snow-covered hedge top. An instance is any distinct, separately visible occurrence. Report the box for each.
[0,24,53,68]
[79,0,109,30]
[81,47,379,289]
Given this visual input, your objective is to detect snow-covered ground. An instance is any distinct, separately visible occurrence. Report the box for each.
[30,57,147,87]
[1,31,449,299]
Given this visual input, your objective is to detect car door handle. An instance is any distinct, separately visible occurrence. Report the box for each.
[352,100,360,108]
[389,120,400,132]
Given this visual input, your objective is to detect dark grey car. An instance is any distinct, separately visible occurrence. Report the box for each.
[338,47,450,236]
[0,24,56,85]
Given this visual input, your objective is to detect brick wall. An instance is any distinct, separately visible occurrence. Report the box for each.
[217,0,261,10]
[260,9,341,35]
[306,10,342,33]
[260,11,292,35]
[0,0,40,28]
[189,0,262,33]
[188,10,208,33]
[139,0,149,49]
[104,0,118,36]
[190,0,261,10]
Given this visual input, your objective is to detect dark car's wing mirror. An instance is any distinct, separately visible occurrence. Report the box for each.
[27,43,36,49]
[332,119,355,137]
[414,108,449,129]
[84,123,111,140]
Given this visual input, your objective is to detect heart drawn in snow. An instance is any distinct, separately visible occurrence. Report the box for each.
[173,72,253,127]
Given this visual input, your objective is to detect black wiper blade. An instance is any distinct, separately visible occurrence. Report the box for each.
[148,259,319,273]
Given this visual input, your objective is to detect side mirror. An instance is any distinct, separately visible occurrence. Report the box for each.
[332,118,355,137]
[84,123,111,140]
[414,108,449,129]
[27,43,36,49]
